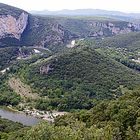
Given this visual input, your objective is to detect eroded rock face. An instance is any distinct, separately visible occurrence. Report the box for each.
[88,21,140,37]
[40,64,53,75]
[0,12,28,39]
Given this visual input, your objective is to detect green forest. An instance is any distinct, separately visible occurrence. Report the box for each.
[0,87,140,140]
[0,34,140,139]
[0,3,140,139]
[13,47,140,111]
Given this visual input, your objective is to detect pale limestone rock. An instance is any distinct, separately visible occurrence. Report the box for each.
[0,12,28,39]
[111,27,120,34]
[40,64,53,75]
[108,22,114,27]
[98,31,104,36]
[119,28,131,34]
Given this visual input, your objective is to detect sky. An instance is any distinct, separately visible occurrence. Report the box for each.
[0,0,140,13]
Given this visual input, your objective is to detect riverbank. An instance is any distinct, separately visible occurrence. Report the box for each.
[0,105,67,122]
[22,108,67,122]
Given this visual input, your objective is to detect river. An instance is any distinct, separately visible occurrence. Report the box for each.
[0,109,40,126]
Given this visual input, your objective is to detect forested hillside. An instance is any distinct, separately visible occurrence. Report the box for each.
[0,47,19,70]
[76,31,140,72]
[14,47,140,111]
[1,87,139,140]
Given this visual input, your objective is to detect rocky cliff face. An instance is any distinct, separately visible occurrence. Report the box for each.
[87,21,140,37]
[1,3,140,51]
[58,18,140,39]
[0,12,28,39]
[20,15,77,49]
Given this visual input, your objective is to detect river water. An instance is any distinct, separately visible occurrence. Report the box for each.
[0,109,40,126]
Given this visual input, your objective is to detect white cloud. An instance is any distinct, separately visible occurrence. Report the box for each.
[0,0,140,13]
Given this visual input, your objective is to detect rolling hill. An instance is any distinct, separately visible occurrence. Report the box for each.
[76,31,140,72]
[17,47,140,110]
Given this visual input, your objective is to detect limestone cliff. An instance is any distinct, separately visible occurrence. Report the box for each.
[0,12,28,39]
[87,21,139,37]
[58,18,140,39]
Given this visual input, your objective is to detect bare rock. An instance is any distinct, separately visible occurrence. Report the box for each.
[0,12,28,39]
[40,64,53,75]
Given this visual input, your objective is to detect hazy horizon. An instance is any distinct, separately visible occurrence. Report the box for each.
[0,0,140,13]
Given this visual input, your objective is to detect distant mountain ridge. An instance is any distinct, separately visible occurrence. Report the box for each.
[30,9,140,19]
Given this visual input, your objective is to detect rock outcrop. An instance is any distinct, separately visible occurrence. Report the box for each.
[88,21,140,37]
[40,64,53,75]
[0,12,28,39]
